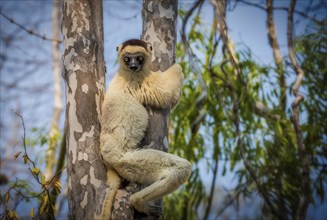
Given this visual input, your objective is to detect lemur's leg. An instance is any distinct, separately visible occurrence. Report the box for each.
[113,149,192,215]
[101,168,120,219]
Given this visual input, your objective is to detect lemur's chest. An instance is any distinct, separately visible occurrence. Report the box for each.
[122,80,150,102]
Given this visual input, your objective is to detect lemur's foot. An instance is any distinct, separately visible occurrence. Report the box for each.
[130,196,163,217]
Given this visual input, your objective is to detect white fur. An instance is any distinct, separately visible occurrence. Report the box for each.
[100,41,191,219]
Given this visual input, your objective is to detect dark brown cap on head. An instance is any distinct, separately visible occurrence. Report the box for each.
[120,39,149,51]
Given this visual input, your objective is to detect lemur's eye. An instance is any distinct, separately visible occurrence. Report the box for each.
[137,56,143,61]
[124,57,130,62]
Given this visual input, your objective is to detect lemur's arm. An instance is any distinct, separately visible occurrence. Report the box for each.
[138,64,183,109]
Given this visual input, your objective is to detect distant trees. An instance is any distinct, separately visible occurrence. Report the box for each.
[168,0,326,219]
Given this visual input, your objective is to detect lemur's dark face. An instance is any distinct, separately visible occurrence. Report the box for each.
[123,53,145,72]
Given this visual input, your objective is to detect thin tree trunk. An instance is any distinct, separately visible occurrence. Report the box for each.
[111,1,178,219]
[287,0,310,219]
[141,0,178,217]
[211,1,283,218]
[266,1,288,218]
[266,0,286,112]
[62,0,107,218]
[210,0,239,76]
[45,0,63,181]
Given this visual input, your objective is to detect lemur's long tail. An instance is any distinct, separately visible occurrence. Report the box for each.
[101,168,120,220]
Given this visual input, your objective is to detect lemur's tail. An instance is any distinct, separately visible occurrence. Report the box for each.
[101,168,120,220]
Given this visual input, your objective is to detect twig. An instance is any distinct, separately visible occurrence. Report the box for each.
[203,129,219,220]
[13,111,36,168]
[237,0,326,26]
[215,181,252,218]
[287,0,310,219]
[180,0,208,134]
[13,111,58,219]
[0,10,62,43]
[181,0,204,45]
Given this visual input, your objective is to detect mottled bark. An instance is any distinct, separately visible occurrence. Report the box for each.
[111,1,178,219]
[45,0,63,181]
[141,0,177,152]
[62,0,107,219]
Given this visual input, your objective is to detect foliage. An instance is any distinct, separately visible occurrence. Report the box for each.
[165,8,327,219]
[0,114,62,220]
[294,25,327,203]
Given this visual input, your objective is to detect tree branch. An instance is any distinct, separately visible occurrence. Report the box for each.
[287,0,310,219]
[181,0,208,135]
[210,0,240,76]
[266,0,286,112]
[0,10,62,43]
[238,0,326,26]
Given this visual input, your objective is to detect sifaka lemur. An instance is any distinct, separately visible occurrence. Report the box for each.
[100,39,192,219]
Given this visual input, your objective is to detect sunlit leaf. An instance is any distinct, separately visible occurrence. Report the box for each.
[8,210,18,220]
[31,168,40,176]
[5,192,10,204]
[41,174,46,185]
[39,194,49,214]
[30,208,35,219]
[14,152,21,160]
[23,154,28,164]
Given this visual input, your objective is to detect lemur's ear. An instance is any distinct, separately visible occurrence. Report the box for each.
[116,45,122,52]
[147,44,153,52]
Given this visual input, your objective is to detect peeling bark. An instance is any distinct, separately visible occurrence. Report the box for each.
[62,0,107,219]
[141,0,177,153]
[111,1,178,219]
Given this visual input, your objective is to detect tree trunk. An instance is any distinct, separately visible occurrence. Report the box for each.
[266,0,286,112]
[141,0,178,217]
[62,0,107,219]
[111,1,178,219]
[287,0,310,219]
[44,0,63,182]
[141,0,178,149]
[210,0,239,75]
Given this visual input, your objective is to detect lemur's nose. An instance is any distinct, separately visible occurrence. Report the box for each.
[130,65,138,71]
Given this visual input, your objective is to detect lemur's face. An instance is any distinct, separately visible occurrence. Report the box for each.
[123,53,145,72]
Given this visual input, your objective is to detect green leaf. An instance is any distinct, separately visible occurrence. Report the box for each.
[39,194,49,214]
[41,174,46,185]
[5,192,10,204]
[8,210,18,220]
[23,154,28,164]
[30,208,35,219]
[31,168,40,176]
